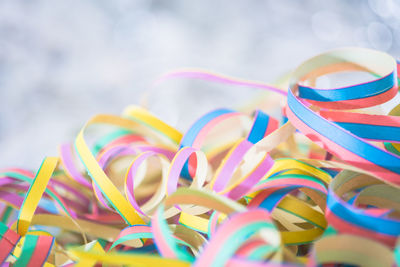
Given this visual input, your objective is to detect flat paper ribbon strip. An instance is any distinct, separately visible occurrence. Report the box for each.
[16,157,58,236]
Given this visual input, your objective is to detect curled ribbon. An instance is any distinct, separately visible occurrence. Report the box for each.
[0,47,399,266]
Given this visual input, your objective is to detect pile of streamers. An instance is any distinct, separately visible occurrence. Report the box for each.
[1,47,400,267]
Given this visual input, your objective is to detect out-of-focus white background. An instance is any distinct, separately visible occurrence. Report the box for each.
[1,0,399,169]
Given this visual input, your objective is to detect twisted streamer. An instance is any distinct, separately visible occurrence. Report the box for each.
[0,47,399,266]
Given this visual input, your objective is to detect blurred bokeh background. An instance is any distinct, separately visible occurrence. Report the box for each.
[1,0,399,169]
